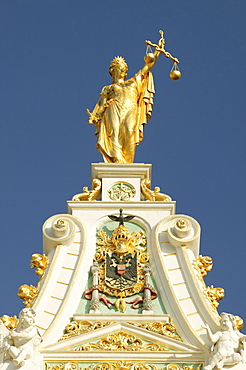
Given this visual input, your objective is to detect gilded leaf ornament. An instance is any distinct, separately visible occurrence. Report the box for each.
[30,253,49,276]
[17,284,38,307]
[127,321,182,341]
[204,285,225,310]
[59,321,115,341]
[72,331,168,352]
[45,363,203,370]
[192,255,224,310]
[193,255,213,279]
[0,315,18,330]
[17,253,49,307]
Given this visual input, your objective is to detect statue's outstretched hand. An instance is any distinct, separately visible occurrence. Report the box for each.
[202,324,210,330]
[86,109,101,125]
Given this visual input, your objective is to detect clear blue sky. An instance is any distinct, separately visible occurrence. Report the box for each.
[0,1,246,324]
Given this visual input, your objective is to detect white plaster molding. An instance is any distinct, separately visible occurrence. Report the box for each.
[148,216,209,352]
[91,163,152,181]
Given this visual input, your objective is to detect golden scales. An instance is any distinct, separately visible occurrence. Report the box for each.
[145,30,181,80]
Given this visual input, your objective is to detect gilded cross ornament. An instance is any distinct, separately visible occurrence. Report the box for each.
[87,30,180,163]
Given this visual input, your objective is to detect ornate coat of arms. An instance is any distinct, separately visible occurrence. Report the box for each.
[95,224,147,298]
[84,210,157,312]
[105,252,137,290]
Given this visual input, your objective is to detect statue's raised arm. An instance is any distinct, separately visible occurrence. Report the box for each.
[86,30,180,164]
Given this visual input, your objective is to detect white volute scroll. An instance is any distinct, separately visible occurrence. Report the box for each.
[42,214,76,254]
[166,214,201,256]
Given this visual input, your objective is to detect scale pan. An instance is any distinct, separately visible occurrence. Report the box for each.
[170,69,181,80]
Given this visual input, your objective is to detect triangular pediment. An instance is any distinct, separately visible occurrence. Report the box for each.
[40,321,202,354]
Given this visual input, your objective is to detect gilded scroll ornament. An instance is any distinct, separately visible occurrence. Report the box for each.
[167,365,180,370]
[59,321,114,341]
[17,253,49,307]
[30,253,49,276]
[107,182,136,201]
[95,362,133,370]
[45,363,202,370]
[134,365,149,370]
[235,315,244,331]
[65,364,81,370]
[73,331,167,352]
[46,364,65,370]
[17,284,38,307]
[72,179,101,201]
[192,255,224,310]
[127,321,182,341]
[183,366,202,370]
[193,255,213,278]
[204,285,225,310]
[0,315,18,330]
[94,364,112,370]
[141,179,172,201]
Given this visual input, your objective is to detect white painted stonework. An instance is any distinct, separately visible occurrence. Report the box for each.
[1,163,244,370]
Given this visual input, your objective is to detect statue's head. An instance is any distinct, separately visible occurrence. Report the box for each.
[18,308,36,329]
[220,312,236,331]
[109,56,128,79]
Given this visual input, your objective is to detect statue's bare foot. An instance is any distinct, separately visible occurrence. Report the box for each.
[13,359,20,366]
[13,358,25,367]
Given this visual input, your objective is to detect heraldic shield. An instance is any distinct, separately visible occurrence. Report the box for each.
[105,252,137,291]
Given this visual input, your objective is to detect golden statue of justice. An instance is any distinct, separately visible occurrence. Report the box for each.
[87,30,181,163]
